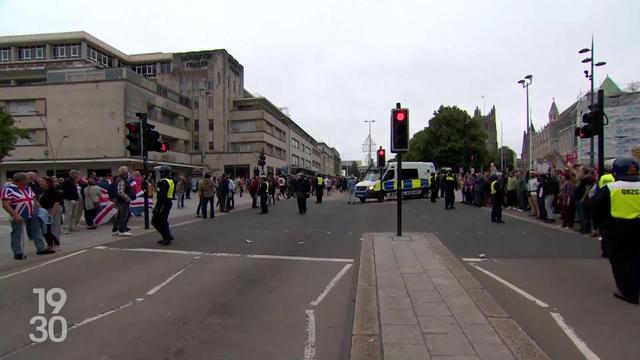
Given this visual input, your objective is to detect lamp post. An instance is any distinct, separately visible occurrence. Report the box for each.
[53,136,69,177]
[364,120,375,167]
[517,75,533,170]
[579,35,606,168]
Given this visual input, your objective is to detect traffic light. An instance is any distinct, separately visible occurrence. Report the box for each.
[575,105,602,139]
[391,108,409,152]
[143,123,164,153]
[126,122,141,156]
[159,142,169,153]
[377,147,386,168]
[258,150,266,166]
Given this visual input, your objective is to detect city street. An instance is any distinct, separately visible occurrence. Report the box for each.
[1,193,639,359]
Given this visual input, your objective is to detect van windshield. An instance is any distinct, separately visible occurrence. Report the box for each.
[364,173,380,181]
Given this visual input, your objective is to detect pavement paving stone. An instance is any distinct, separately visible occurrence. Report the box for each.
[409,290,443,303]
[472,344,516,360]
[460,324,503,345]
[382,325,426,345]
[417,316,462,334]
[451,307,489,325]
[425,333,476,356]
[442,296,477,311]
[465,289,509,318]
[434,284,468,297]
[414,302,452,317]
[430,357,479,360]
[379,286,409,297]
[379,296,413,310]
[403,273,437,291]
[392,242,422,268]
[383,344,431,360]
[400,266,425,273]
[380,309,419,325]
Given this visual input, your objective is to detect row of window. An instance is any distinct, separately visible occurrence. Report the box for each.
[88,46,112,67]
[291,137,312,154]
[52,43,80,59]
[291,155,313,169]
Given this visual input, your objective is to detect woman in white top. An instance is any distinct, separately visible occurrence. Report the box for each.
[527,171,540,217]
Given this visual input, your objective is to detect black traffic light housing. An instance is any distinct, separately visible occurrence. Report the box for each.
[377,147,386,168]
[126,122,142,156]
[258,150,266,166]
[575,102,604,139]
[391,108,409,153]
[135,112,168,153]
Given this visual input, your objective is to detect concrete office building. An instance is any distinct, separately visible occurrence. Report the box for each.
[0,31,341,180]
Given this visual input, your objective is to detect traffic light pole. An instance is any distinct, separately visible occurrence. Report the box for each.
[395,102,402,237]
[140,115,150,230]
[597,89,605,174]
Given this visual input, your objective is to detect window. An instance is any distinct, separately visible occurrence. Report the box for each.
[207,80,212,90]
[87,46,113,67]
[71,44,79,57]
[291,138,299,149]
[231,120,257,132]
[53,44,81,59]
[208,141,214,151]
[194,141,199,151]
[15,130,39,146]
[132,64,155,77]
[35,47,44,59]
[401,169,419,180]
[292,155,300,166]
[89,48,97,61]
[230,142,257,152]
[208,95,212,109]
[159,62,171,74]
[5,100,35,115]
[305,146,311,155]
[194,119,200,131]
[208,119,214,131]
[19,47,31,60]
[0,48,9,62]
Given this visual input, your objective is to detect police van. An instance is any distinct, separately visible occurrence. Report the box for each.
[355,162,436,202]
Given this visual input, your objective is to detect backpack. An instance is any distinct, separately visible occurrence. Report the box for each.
[108,179,118,201]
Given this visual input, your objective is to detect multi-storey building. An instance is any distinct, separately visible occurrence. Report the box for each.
[0,31,340,180]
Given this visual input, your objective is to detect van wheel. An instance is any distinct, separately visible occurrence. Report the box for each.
[421,189,428,198]
[377,192,384,202]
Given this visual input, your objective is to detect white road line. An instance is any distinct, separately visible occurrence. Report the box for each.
[146,257,200,295]
[0,250,87,281]
[247,254,354,263]
[304,309,317,360]
[310,263,353,306]
[462,258,485,262]
[550,312,601,360]
[94,246,204,256]
[471,264,550,308]
[70,301,133,329]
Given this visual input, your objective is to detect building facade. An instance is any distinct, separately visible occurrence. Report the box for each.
[0,31,341,180]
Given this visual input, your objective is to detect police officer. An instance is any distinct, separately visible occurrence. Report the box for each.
[315,173,325,203]
[152,166,175,246]
[587,158,640,304]
[490,173,506,223]
[259,175,269,214]
[444,170,457,210]
[596,170,616,258]
[294,173,310,214]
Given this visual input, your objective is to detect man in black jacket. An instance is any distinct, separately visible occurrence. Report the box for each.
[62,170,82,234]
[294,173,310,214]
[218,174,229,213]
[490,174,506,223]
[259,175,269,214]
[153,166,175,245]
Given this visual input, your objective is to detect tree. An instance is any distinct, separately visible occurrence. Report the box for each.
[0,106,29,162]
[488,146,517,171]
[349,161,361,178]
[404,105,488,171]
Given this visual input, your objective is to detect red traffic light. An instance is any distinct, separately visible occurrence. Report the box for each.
[378,149,385,157]
[126,123,139,132]
[395,110,407,122]
[159,142,169,152]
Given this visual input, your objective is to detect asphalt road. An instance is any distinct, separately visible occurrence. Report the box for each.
[1,193,637,360]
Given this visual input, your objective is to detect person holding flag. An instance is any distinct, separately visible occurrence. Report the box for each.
[2,172,55,260]
[153,166,175,245]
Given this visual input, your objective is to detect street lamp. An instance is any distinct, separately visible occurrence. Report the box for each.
[517,75,533,170]
[579,36,606,167]
[364,120,375,167]
[53,136,69,177]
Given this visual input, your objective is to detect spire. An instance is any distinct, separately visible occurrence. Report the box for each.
[548,99,559,122]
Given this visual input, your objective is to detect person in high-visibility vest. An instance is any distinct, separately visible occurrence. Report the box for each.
[490,173,506,223]
[587,157,640,304]
[315,174,325,204]
[596,171,616,258]
[153,166,175,245]
[444,170,458,210]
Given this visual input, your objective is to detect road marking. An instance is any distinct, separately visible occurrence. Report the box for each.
[70,301,134,329]
[462,258,485,262]
[550,312,601,360]
[471,264,550,308]
[310,263,353,306]
[0,250,88,281]
[146,257,201,295]
[94,246,204,256]
[304,309,317,360]
[91,246,354,263]
[248,254,354,263]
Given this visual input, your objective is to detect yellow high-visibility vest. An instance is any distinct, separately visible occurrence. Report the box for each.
[317,177,324,186]
[607,181,640,220]
[446,176,454,181]
[491,181,497,195]
[598,173,615,188]
[163,178,175,199]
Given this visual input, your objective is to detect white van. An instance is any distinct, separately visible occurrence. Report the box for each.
[355,162,436,202]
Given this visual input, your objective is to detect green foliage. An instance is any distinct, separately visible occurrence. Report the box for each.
[404,105,488,170]
[349,161,361,178]
[0,106,29,162]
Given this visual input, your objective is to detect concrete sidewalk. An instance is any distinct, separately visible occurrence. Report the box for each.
[0,193,256,272]
[351,232,549,360]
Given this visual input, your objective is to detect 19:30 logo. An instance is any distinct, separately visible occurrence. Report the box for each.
[29,288,68,343]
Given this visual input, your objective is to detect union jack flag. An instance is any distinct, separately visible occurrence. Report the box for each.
[1,184,36,219]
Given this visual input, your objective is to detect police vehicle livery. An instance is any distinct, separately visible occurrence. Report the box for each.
[355,162,436,202]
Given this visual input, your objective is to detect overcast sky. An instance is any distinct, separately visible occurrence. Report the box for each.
[1,0,638,161]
